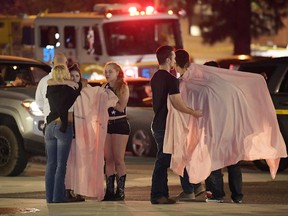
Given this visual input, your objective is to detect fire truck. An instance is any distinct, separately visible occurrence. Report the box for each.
[0,15,35,58]
[34,4,183,80]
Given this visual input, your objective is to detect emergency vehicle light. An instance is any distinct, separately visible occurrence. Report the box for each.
[145,6,155,15]
[95,4,164,19]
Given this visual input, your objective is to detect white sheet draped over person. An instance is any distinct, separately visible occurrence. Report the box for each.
[164,63,288,183]
[65,86,118,201]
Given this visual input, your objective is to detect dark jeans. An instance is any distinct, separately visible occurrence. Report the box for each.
[205,162,243,201]
[150,130,171,199]
[180,168,202,194]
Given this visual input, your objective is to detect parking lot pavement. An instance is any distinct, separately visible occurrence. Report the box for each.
[0,198,288,216]
[0,156,287,216]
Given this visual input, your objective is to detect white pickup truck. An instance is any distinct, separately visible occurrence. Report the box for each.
[0,55,50,176]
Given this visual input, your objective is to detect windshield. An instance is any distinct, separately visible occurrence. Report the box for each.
[103,19,182,56]
[0,64,49,87]
[128,80,152,107]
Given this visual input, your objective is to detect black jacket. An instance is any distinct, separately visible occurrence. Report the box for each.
[46,83,81,132]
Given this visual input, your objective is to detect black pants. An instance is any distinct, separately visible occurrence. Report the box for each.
[150,130,171,199]
[205,162,243,201]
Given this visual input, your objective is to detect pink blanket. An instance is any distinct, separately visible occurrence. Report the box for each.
[65,86,118,200]
[164,63,287,183]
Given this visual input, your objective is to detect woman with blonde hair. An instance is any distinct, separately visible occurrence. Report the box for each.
[102,62,130,201]
[44,65,82,203]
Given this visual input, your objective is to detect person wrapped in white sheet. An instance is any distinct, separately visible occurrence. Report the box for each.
[164,60,288,184]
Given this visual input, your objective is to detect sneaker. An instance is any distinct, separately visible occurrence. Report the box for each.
[205,197,224,203]
[151,196,176,204]
[194,184,206,197]
[205,191,213,199]
[232,199,242,204]
[176,191,195,201]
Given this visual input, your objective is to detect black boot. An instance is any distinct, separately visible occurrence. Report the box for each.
[114,174,126,201]
[103,174,115,201]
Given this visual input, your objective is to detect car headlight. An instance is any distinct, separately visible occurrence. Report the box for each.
[22,100,44,116]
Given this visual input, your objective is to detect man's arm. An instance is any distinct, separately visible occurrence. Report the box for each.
[169,93,203,118]
[35,79,45,111]
[47,79,79,89]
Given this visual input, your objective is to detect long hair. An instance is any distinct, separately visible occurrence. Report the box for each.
[52,65,70,82]
[105,62,127,96]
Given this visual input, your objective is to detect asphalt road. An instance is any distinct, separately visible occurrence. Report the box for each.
[0,156,287,216]
[1,156,287,204]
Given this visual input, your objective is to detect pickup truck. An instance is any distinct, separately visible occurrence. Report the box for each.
[0,55,50,176]
[239,56,288,172]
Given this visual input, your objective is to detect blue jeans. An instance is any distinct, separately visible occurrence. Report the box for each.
[44,121,73,203]
[205,163,243,201]
[150,130,171,199]
[180,168,202,194]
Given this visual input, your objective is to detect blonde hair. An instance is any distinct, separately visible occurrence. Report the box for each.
[105,62,127,96]
[52,65,70,82]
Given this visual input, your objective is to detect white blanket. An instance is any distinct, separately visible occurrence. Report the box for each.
[164,63,287,183]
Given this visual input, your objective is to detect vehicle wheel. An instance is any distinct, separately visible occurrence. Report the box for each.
[131,129,152,157]
[0,125,28,176]
[253,157,288,172]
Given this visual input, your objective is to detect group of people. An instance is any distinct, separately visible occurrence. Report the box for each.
[151,46,243,204]
[36,46,281,204]
[149,46,243,204]
[36,49,242,204]
[36,53,130,203]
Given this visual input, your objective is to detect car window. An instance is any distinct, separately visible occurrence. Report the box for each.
[279,72,288,93]
[128,81,152,107]
[32,66,49,84]
[238,65,277,83]
[0,64,48,86]
[0,74,4,86]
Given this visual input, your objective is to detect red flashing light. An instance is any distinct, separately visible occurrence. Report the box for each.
[145,6,155,15]
[168,10,174,15]
[128,6,137,14]
[94,3,173,17]
[105,12,112,19]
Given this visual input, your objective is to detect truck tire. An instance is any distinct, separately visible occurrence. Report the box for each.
[0,125,28,176]
[253,158,288,172]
